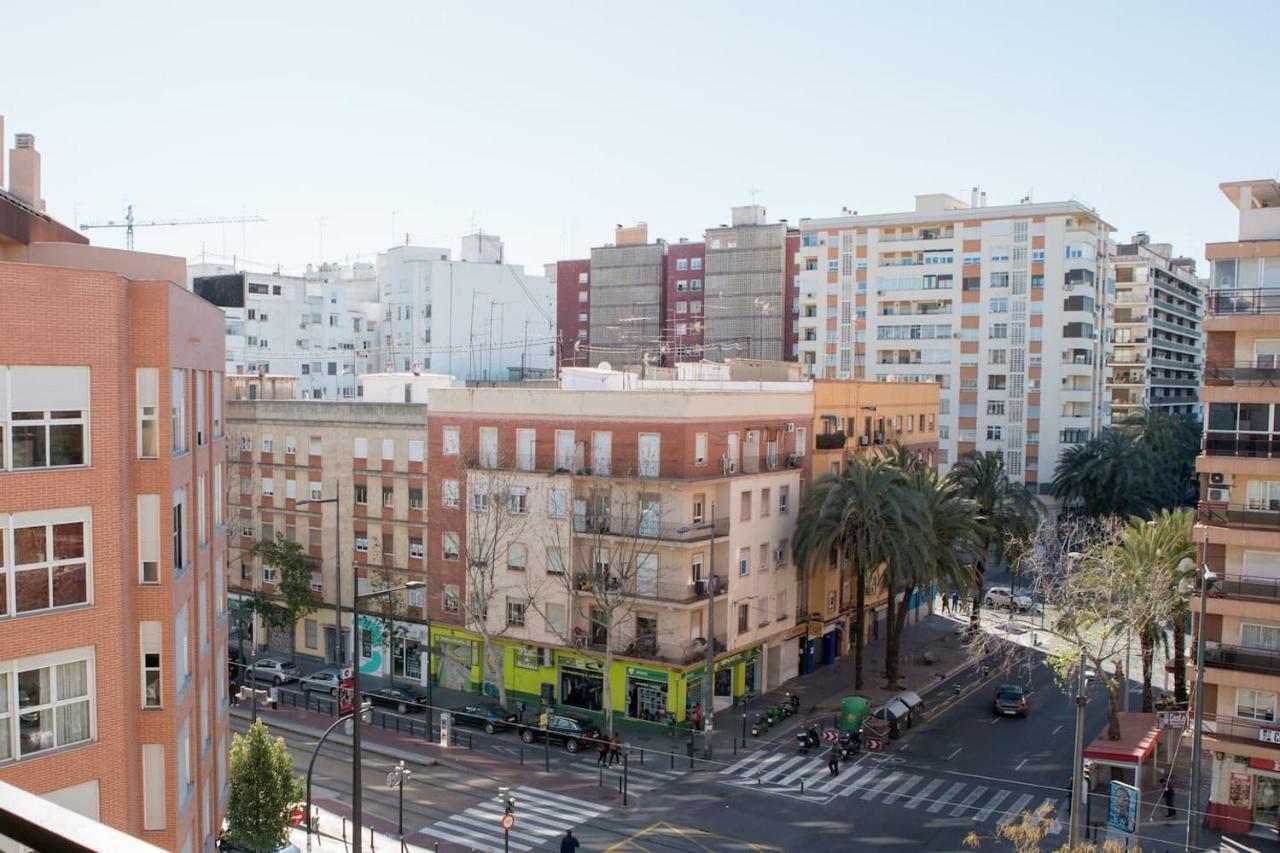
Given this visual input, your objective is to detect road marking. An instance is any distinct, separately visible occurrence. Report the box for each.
[904,777,944,809]
[927,781,966,813]
[862,770,903,801]
[1016,758,1027,771]
[778,757,827,786]
[947,747,962,760]
[989,717,1001,725]
[950,785,989,816]
[973,789,1011,822]
[1052,724,1063,736]
[759,755,812,783]
[721,750,767,775]
[882,774,923,805]
[839,768,879,798]
[999,792,1036,825]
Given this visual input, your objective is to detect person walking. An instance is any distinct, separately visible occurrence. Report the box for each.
[516,699,527,725]
[229,670,240,706]
[1161,776,1176,818]
[560,829,580,853]
[597,734,610,766]
[951,590,961,612]
[609,733,622,767]
[268,685,279,711]
[692,703,702,732]
[940,591,951,614]
[827,740,840,777]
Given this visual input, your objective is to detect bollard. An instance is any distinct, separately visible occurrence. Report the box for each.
[670,749,674,769]
[599,764,604,787]
[618,776,623,795]
[370,827,376,851]
[342,816,348,841]
[733,736,737,756]
[640,748,644,766]
[520,747,524,766]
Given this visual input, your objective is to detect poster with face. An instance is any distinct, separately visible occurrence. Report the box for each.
[1229,772,1253,808]
[1108,781,1139,834]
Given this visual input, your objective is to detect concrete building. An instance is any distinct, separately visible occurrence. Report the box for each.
[378,236,555,382]
[797,190,1114,491]
[554,258,592,367]
[664,240,708,364]
[0,122,227,852]
[1193,178,1280,833]
[703,206,797,362]
[1108,233,1204,423]
[424,365,813,723]
[586,225,666,369]
[225,399,431,682]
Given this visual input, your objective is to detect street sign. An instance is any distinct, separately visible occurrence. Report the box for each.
[386,770,399,788]
[863,737,885,751]
[338,667,355,716]
[1158,710,1188,730]
[290,806,304,826]
[500,813,515,830]
[439,711,452,747]
[822,729,839,743]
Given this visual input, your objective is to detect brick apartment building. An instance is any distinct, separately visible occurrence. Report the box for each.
[0,122,227,852]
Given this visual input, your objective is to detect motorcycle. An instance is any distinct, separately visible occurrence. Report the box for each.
[782,692,800,717]
[751,714,771,737]
[795,727,821,753]
[838,730,861,759]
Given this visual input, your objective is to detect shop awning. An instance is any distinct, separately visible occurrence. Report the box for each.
[1083,712,1162,765]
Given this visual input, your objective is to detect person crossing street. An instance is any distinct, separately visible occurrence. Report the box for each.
[827,740,841,777]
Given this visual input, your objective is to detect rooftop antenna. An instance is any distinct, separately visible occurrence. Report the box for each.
[748,186,762,205]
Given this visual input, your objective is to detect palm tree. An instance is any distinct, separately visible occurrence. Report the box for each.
[1112,508,1195,710]
[947,451,1040,632]
[1052,430,1159,518]
[1117,409,1201,509]
[792,455,926,691]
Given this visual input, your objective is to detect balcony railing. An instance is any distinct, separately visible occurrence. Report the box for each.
[1207,289,1280,316]
[1205,361,1280,387]
[1203,643,1280,676]
[815,431,847,450]
[1201,712,1280,750]
[573,514,729,542]
[1204,432,1280,459]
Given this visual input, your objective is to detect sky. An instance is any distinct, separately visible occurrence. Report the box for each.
[6,1,1278,276]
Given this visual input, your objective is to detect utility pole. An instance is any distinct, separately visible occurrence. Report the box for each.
[701,504,718,757]
[1187,534,1213,852]
[1069,650,1087,846]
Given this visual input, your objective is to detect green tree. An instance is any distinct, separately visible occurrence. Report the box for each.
[250,535,318,660]
[1052,430,1158,518]
[947,451,1041,632]
[792,455,926,691]
[1117,408,1201,509]
[225,719,304,851]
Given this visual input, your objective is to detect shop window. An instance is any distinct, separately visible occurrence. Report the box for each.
[559,665,604,712]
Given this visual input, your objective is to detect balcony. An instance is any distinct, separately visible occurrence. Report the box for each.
[1203,643,1280,676]
[572,514,729,543]
[1204,432,1280,459]
[1208,289,1280,317]
[572,571,727,605]
[815,431,847,450]
[1198,504,1280,535]
[1205,361,1280,387]
[1201,712,1280,751]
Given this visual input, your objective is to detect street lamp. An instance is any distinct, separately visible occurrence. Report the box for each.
[297,494,344,667]
[350,581,425,853]
[1180,541,1214,852]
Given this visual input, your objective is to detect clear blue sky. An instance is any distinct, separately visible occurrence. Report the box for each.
[7,1,1277,275]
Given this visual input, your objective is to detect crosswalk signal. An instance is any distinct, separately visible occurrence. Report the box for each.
[498,785,515,815]
[1082,760,1093,787]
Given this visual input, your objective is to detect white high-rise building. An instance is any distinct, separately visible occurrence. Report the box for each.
[795,191,1113,494]
[378,234,556,381]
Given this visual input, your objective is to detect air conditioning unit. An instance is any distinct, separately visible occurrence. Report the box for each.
[1207,487,1230,503]
[1209,473,1233,487]
[720,457,737,474]
[858,435,870,446]
[785,422,796,433]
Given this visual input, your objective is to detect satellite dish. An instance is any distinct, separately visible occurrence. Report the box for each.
[599,361,612,371]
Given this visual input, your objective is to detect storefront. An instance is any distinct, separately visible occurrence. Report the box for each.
[1209,755,1280,833]
[681,646,762,719]
[434,627,478,693]
[624,666,670,722]
[1251,760,1280,831]
[393,624,430,684]
[558,653,606,712]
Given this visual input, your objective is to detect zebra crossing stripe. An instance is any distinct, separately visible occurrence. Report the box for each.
[449,813,546,847]
[468,802,574,831]
[778,757,828,786]
[903,778,944,810]
[839,768,879,797]
[720,750,766,775]
[950,785,989,816]
[999,792,1036,825]
[882,774,924,805]
[759,755,813,783]
[862,770,903,801]
[512,786,610,816]
[927,781,966,813]
[973,789,1011,822]
[420,820,534,852]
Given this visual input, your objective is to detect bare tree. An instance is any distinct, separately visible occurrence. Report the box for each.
[365,565,409,684]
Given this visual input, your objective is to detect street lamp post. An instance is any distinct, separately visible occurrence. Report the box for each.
[1184,541,1214,852]
[351,581,425,853]
[297,493,343,667]
[305,711,356,853]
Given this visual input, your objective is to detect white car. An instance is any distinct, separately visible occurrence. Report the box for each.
[984,586,1035,612]
[249,658,300,686]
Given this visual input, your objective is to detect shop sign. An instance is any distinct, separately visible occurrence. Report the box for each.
[1158,710,1187,730]
[513,647,541,671]
[1260,728,1280,745]
[398,622,430,643]
[1229,772,1252,807]
[625,666,668,682]
[558,653,604,672]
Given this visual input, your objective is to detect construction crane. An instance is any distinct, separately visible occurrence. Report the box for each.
[78,204,266,250]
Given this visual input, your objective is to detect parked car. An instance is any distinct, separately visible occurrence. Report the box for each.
[300,668,342,696]
[984,586,1035,613]
[450,702,518,735]
[519,712,600,753]
[248,658,300,686]
[367,685,428,715]
[994,684,1028,717]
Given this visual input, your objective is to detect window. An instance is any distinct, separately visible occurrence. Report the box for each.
[695,433,708,465]
[548,488,567,519]
[761,488,771,517]
[309,435,322,457]
[795,428,807,457]
[1238,688,1277,721]
[740,491,752,522]
[479,427,498,469]
[509,486,528,515]
[213,465,223,528]
[555,430,576,470]
[692,278,702,290]
[137,369,159,458]
[261,477,274,498]
[594,548,610,575]
[578,291,589,302]
[990,298,1009,313]
[409,487,424,509]
[408,439,424,463]
[141,622,162,708]
[986,426,1003,441]
[138,495,160,584]
[353,438,368,460]
[8,650,94,760]
[354,484,367,506]
[989,349,1007,365]
[504,599,526,627]
[547,547,565,575]
[592,431,612,475]
[5,510,91,617]
[759,543,770,574]
[738,604,749,634]
[309,483,322,501]
[1243,623,1280,651]
[170,369,186,455]
[354,536,368,553]
[5,366,90,469]
[676,258,688,271]
[516,429,536,471]
[692,494,705,525]
[738,547,750,576]
[170,489,187,575]
[442,480,459,508]
[638,433,660,477]
[382,438,395,462]
[676,279,687,292]
[471,483,488,512]
[779,485,789,514]
[197,474,207,547]
[508,543,527,571]
[691,300,702,314]
[989,323,1008,339]
[988,376,1007,391]
[174,603,191,691]
[691,258,702,271]
[987,401,1006,416]
[545,602,565,634]
[212,377,222,438]
[382,486,394,508]
[443,532,459,560]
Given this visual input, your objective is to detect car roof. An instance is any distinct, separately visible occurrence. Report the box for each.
[997,684,1024,692]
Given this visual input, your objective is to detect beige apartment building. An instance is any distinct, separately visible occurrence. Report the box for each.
[1196,178,1280,833]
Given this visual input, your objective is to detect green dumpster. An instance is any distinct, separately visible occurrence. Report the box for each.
[839,696,871,733]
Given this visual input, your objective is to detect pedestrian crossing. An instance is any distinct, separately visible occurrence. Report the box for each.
[557,759,688,796]
[717,748,1066,832]
[417,786,609,852]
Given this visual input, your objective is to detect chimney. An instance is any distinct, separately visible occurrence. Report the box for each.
[970,187,979,208]
[9,133,44,211]
[979,191,987,208]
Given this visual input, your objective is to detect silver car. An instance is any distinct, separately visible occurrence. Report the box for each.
[300,668,342,696]
[984,586,1036,612]
[249,658,300,686]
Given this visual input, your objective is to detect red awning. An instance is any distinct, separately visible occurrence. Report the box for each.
[1083,712,1162,765]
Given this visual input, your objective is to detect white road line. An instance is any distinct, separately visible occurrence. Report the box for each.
[468,803,573,832]
[720,750,767,775]
[512,787,610,816]
[947,747,963,760]
[778,757,828,786]
[420,820,533,852]
[1015,758,1027,771]
[950,785,989,816]
[904,778,944,810]
[927,781,966,813]
[1052,724,1063,736]
[973,789,1011,822]
[882,774,923,805]
[759,754,813,783]
[999,792,1036,825]
[839,768,880,798]
[862,770,903,801]
[989,717,1001,725]
[450,813,546,847]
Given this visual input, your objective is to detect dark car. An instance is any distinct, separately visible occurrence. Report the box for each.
[994,684,1027,717]
[520,712,600,753]
[367,685,427,715]
[450,702,518,735]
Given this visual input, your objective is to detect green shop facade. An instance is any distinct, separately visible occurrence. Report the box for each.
[425,625,764,727]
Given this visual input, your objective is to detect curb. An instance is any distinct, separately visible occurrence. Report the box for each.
[231,708,451,770]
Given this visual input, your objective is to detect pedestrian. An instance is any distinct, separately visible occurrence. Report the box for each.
[597,734,609,766]
[1161,776,1176,818]
[827,741,840,777]
[516,699,527,725]
[692,703,702,731]
[1064,777,1073,814]
[951,590,960,612]
[229,671,240,706]
[609,733,622,767]
[269,685,279,710]
[560,829,580,853]
[940,591,950,614]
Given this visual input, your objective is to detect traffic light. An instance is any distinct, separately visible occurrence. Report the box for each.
[498,785,516,815]
[1082,760,1093,787]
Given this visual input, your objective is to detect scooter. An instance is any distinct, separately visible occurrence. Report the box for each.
[782,692,801,717]
[838,730,861,759]
[795,726,821,753]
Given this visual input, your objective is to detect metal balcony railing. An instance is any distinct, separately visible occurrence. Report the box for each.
[573,514,729,542]
[1203,643,1280,676]
[1201,712,1280,749]
[1204,361,1280,387]
[1204,432,1280,458]
[1197,505,1280,536]
[1207,289,1280,316]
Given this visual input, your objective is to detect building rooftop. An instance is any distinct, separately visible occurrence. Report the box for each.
[1220,179,1280,210]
